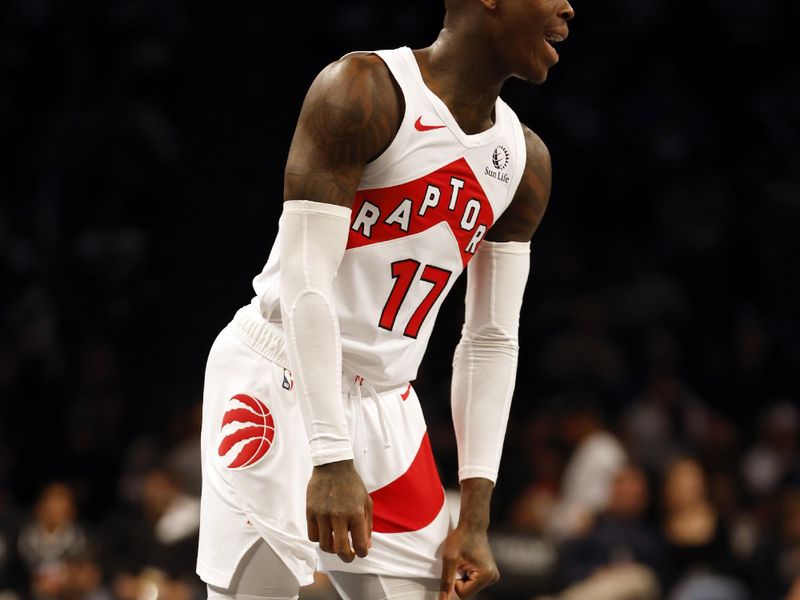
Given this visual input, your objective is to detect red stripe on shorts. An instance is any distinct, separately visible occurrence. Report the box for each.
[370,432,445,533]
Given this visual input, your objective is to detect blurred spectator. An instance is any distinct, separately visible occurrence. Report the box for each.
[165,403,202,498]
[539,564,659,600]
[508,412,564,536]
[661,458,744,595]
[509,482,559,538]
[17,483,88,597]
[31,547,111,600]
[750,490,800,600]
[668,574,749,600]
[560,465,668,589]
[741,401,800,500]
[59,552,111,600]
[547,398,627,540]
[112,568,193,600]
[104,467,199,582]
[787,577,800,600]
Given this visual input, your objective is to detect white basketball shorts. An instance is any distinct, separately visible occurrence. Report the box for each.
[197,305,453,588]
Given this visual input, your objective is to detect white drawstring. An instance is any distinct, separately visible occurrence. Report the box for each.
[348,375,392,454]
[366,380,392,451]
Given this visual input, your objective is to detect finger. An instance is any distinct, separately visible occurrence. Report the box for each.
[454,578,474,599]
[350,513,370,558]
[333,517,355,563]
[454,569,497,599]
[439,557,457,600]
[307,512,320,543]
[317,518,334,554]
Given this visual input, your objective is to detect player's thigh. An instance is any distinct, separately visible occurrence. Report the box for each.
[328,571,439,600]
[207,539,300,600]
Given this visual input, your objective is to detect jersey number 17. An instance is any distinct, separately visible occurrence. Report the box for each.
[378,259,452,339]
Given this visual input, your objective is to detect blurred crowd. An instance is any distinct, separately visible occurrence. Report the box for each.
[1,0,798,599]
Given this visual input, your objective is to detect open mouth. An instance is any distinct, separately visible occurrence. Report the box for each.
[543,31,567,60]
[544,32,565,44]
[544,31,565,49]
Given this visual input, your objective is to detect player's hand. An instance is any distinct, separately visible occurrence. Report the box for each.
[439,525,499,599]
[306,459,373,563]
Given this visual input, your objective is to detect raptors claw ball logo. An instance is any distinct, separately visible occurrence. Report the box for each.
[218,394,275,469]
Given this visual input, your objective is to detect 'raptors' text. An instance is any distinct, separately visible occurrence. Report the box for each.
[348,158,495,266]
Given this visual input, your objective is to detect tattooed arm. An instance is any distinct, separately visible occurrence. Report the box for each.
[279,54,403,564]
[284,53,403,206]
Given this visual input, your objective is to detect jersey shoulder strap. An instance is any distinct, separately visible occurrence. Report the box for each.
[495,98,528,208]
[339,46,426,115]
[357,47,432,183]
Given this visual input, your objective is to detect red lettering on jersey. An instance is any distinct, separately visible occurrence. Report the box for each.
[348,158,494,266]
[370,432,445,533]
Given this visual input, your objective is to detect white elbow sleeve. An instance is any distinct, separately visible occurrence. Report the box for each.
[452,240,530,483]
[279,200,354,466]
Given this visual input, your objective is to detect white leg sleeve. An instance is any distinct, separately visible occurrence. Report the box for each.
[328,571,440,600]
[451,240,530,483]
[207,539,299,600]
[279,200,354,466]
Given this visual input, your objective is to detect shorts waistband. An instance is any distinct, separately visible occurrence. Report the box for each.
[343,374,410,396]
[231,305,289,368]
[231,306,410,395]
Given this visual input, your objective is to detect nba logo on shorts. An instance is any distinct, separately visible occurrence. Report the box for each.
[282,369,294,391]
[217,394,275,469]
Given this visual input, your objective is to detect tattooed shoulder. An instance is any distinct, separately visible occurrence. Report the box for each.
[284,54,403,206]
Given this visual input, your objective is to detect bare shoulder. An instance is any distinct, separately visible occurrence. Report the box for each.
[521,125,552,181]
[485,124,553,242]
[303,53,401,133]
[284,53,403,205]
[318,53,397,92]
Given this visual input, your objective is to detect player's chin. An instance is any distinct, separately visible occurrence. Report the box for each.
[532,67,549,84]
[518,63,549,85]
[517,51,554,84]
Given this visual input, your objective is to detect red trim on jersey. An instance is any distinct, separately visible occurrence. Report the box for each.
[369,432,445,534]
[348,158,494,266]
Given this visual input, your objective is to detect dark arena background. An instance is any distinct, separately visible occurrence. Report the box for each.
[1,1,799,599]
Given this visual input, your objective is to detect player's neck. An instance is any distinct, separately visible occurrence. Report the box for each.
[416,29,507,133]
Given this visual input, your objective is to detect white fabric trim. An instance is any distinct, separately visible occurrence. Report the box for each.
[279,200,355,466]
[451,240,530,483]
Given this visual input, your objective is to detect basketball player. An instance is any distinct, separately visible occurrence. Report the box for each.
[198,0,574,599]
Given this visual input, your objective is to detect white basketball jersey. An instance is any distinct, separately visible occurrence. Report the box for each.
[251,47,527,388]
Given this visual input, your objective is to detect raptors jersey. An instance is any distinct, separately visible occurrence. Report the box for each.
[251,47,527,388]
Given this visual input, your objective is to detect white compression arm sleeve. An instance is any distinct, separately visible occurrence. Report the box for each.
[451,240,531,483]
[279,200,354,466]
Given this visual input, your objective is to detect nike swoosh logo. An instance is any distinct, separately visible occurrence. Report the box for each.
[414,116,446,132]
